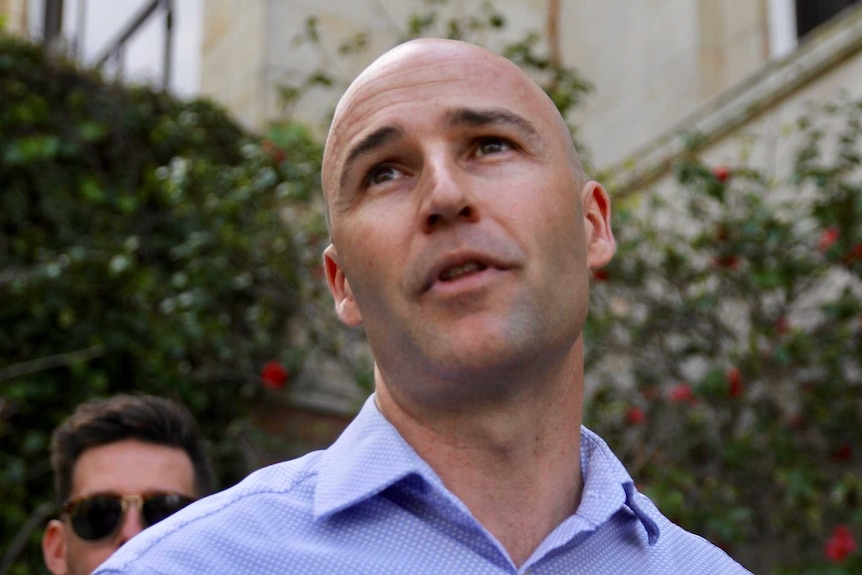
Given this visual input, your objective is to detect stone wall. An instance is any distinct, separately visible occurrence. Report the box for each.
[199,0,795,172]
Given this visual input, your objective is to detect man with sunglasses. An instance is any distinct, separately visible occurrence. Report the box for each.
[42,394,213,575]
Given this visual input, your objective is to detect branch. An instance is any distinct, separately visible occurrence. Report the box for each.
[0,501,55,574]
[0,345,105,383]
[0,266,39,288]
[546,0,561,67]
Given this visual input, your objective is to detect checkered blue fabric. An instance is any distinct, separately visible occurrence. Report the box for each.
[95,395,751,574]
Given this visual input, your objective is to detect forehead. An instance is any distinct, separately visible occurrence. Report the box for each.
[323,42,557,185]
[71,439,196,497]
[336,47,546,134]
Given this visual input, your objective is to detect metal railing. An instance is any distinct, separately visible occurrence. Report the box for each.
[91,0,175,90]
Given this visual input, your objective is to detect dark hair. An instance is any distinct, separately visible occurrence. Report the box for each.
[50,394,215,505]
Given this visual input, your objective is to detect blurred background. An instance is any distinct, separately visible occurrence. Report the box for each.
[1,1,861,573]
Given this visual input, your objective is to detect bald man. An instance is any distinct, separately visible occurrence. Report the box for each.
[94,39,751,574]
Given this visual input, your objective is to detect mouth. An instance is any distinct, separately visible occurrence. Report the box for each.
[438,261,488,282]
[420,251,509,294]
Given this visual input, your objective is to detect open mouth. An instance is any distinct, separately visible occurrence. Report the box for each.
[439,261,488,282]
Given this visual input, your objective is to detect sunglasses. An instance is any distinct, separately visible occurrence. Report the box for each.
[62,492,195,541]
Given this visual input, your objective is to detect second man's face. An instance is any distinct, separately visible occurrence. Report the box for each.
[43,440,196,575]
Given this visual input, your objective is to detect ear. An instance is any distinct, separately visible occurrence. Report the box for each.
[581,181,616,269]
[42,519,69,575]
[323,244,363,327]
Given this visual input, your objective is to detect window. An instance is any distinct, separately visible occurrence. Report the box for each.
[795,0,861,39]
[770,0,861,58]
[769,0,797,58]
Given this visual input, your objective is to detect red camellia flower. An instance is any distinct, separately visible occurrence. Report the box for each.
[843,243,862,264]
[261,360,289,389]
[669,383,696,404]
[626,407,646,425]
[831,444,852,462]
[713,165,731,183]
[824,525,857,563]
[818,227,840,253]
[713,255,740,270]
[788,413,806,430]
[592,269,610,282]
[261,139,286,164]
[726,367,743,398]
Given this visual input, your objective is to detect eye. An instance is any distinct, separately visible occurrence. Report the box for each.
[364,164,403,187]
[475,137,513,157]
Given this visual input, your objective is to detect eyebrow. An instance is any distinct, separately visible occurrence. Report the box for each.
[337,106,543,190]
[442,106,542,145]
[340,125,406,190]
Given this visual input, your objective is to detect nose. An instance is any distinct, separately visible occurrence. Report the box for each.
[419,154,479,233]
[115,502,146,547]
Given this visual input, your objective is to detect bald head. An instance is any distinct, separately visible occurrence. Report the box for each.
[322,38,584,232]
[317,36,615,401]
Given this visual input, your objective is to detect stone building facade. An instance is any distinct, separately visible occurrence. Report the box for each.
[198,0,862,188]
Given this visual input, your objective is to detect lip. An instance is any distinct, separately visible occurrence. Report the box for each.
[420,250,513,294]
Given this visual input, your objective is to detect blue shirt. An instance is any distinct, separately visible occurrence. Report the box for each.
[95,395,751,574]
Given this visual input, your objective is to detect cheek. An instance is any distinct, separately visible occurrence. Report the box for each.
[520,193,582,252]
[357,251,381,275]
[68,539,115,574]
[338,241,399,312]
[338,206,412,278]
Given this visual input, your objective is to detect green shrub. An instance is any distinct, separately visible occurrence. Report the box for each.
[585,97,862,573]
[0,34,320,573]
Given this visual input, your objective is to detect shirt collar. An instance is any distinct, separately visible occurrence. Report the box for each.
[579,427,662,545]
[313,395,444,518]
[314,395,662,546]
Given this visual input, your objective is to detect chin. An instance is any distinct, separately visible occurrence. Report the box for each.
[429,337,537,382]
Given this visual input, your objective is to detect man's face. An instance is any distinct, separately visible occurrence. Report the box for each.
[42,439,196,575]
[323,40,613,407]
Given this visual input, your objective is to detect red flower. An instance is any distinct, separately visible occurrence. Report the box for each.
[626,407,646,425]
[824,525,857,563]
[818,227,840,253]
[775,317,790,335]
[592,269,610,282]
[713,255,740,270]
[669,383,696,404]
[261,360,289,389]
[831,444,852,462]
[788,413,806,430]
[843,243,862,264]
[726,367,743,398]
[261,139,286,164]
[713,165,731,183]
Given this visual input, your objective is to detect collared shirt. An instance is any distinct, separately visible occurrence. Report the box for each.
[95,395,752,574]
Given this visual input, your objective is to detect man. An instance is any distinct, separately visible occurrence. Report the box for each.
[94,39,752,573]
[42,394,213,575]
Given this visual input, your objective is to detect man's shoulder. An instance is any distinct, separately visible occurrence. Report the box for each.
[203,448,324,513]
[94,451,325,574]
[633,493,753,573]
[576,427,753,574]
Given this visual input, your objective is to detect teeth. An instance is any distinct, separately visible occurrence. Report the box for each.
[440,262,484,281]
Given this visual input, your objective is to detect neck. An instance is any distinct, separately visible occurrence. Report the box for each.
[375,340,585,567]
